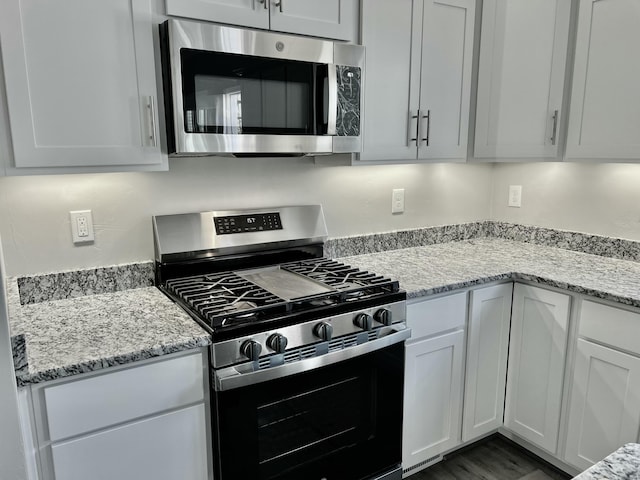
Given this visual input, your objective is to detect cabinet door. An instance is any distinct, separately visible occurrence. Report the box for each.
[564,339,640,472]
[269,0,356,41]
[50,404,208,480]
[165,0,270,29]
[359,0,421,162]
[403,329,465,471]
[474,0,571,159]
[463,283,512,442]
[0,0,163,169]
[418,0,476,161]
[566,0,640,159]
[505,284,570,454]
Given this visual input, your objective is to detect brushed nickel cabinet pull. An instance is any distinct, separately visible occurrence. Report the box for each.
[550,110,559,146]
[147,96,157,147]
[274,0,283,12]
[257,0,268,9]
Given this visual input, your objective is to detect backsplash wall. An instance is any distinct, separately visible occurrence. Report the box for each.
[0,158,492,276]
[490,162,640,241]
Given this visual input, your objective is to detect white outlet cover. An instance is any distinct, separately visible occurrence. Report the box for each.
[70,210,95,244]
[392,189,405,214]
[508,185,522,208]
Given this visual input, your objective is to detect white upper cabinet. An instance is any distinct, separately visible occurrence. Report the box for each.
[359,0,420,160]
[269,0,355,40]
[566,0,640,160]
[474,0,571,159]
[0,0,165,172]
[359,0,476,163]
[359,0,417,161]
[166,0,270,30]
[165,0,357,41]
[418,0,476,161]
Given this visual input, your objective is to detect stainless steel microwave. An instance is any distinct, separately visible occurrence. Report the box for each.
[159,19,364,156]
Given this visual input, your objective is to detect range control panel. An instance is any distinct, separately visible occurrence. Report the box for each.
[214,212,283,235]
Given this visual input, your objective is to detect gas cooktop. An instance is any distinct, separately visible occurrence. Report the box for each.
[161,257,402,339]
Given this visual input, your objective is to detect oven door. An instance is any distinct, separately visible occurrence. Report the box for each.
[212,340,405,480]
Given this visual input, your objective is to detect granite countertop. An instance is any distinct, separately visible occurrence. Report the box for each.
[340,238,640,308]
[7,278,211,386]
[10,229,640,388]
[572,444,640,479]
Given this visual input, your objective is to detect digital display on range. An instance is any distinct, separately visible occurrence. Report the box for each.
[214,213,283,235]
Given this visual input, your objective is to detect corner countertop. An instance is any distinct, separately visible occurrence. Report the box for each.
[339,238,640,308]
[572,443,640,479]
[7,279,211,386]
[11,234,640,388]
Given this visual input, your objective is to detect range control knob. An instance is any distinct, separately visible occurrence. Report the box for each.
[267,333,288,353]
[353,313,373,331]
[313,321,334,341]
[374,308,393,326]
[240,340,262,361]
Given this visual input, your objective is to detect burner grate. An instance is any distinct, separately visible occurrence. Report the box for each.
[165,273,288,327]
[282,258,399,299]
[164,258,400,331]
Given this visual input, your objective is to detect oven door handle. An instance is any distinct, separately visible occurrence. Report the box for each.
[213,325,411,391]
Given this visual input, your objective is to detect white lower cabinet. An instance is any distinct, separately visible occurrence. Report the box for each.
[403,292,466,475]
[505,284,570,454]
[31,350,210,480]
[564,300,640,471]
[50,404,208,480]
[403,283,640,476]
[463,283,513,442]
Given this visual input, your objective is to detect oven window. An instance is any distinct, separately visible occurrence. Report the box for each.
[213,343,404,480]
[257,375,365,471]
[180,49,328,135]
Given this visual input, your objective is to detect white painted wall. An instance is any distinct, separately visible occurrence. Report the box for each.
[0,237,27,480]
[490,162,640,240]
[0,158,492,276]
[5,160,640,276]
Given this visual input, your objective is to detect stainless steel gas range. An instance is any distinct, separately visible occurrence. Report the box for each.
[153,205,408,480]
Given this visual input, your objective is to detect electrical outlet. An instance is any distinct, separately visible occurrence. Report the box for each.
[70,210,95,244]
[508,185,522,208]
[392,189,405,214]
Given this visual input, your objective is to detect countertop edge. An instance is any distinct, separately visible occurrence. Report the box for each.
[16,336,212,387]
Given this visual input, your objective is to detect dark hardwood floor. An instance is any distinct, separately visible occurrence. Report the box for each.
[407,435,571,480]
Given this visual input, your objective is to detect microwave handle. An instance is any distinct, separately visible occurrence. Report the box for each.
[327,65,337,136]
[145,96,157,148]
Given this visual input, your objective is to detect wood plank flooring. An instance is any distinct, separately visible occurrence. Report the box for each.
[407,436,571,480]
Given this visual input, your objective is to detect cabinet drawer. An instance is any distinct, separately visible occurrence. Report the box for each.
[407,292,467,340]
[580,300,640,355]
[43,352,204,442]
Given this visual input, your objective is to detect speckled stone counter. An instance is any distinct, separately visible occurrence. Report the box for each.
[340,238,640,308]
[10,223,640,388]
[7,281,211,386]
[573,444,640,479]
